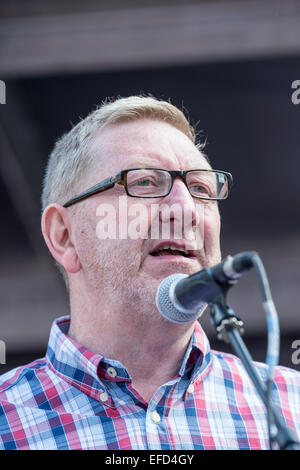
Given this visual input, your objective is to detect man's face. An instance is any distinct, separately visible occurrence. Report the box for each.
[70,119,221,313]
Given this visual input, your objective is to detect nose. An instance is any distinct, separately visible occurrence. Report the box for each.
[159,176,199,233]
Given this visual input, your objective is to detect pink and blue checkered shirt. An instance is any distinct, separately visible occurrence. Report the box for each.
[0,315,299,450]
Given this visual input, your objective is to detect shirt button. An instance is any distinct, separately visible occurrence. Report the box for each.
[151,410,161,423]
[187,384,194,394]
[100,391,109,402]
[107,367,117,378]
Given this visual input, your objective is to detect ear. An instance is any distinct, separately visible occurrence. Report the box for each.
[41,203,81,274]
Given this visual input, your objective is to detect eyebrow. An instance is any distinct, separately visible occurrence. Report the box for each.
[125,158,211,171]
[125,156,165,168]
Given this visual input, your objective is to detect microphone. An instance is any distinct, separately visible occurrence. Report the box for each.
[155,251,256,324]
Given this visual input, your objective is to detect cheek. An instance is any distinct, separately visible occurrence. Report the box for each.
[201,204,221,251]
[74,223,98,267]
[205,207,220,233]
[195,202,220,233]
[71,209,104,262]
[118,198,154,241]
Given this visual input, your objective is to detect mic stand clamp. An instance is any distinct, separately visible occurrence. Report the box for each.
[215,307,245,343]
[209,290,300,451]
[208,281,245,343]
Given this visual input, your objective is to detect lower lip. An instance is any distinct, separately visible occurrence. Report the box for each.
[147,254,197,262]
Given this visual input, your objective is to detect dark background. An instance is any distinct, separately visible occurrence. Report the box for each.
[0,0,299,373]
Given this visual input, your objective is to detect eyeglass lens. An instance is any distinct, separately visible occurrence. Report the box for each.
[126,169,229,199]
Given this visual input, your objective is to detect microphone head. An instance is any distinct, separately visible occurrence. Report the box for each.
[156,273,205,324]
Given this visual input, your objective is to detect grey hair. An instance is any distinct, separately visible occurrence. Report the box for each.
[41,95,206,287]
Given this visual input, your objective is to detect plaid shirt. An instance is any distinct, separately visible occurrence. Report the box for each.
[0,315,299,450]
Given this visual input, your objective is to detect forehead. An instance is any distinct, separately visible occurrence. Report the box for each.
[90,119,211,175]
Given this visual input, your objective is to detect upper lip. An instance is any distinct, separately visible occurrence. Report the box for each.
[148,240,198,257]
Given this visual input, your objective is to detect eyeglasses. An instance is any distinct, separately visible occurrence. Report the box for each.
[63,168,233,208]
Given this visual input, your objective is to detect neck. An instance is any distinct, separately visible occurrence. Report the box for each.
[68,286,195,401]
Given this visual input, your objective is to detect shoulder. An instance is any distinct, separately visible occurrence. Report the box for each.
[0,358,48,402]
[210,348,300,386]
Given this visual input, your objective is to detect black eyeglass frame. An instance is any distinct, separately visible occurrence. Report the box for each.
[63,168,233,208]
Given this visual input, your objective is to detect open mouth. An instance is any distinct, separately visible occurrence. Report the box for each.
[149,245,195,259]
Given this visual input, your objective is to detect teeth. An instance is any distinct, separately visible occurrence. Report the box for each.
[157,245,189,255]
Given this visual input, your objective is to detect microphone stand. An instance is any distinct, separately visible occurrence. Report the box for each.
[209,291,300,450]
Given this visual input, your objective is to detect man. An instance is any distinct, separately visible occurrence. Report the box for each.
[0,95,299,450]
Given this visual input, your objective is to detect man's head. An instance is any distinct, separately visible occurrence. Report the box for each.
[41,96,201,212]
[41,95,227,321]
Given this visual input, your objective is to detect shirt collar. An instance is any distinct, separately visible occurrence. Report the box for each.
[46,315,211,399]
[178,321,212,382]
[46,315,112,402]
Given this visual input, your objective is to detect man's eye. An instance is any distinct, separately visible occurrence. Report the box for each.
[134,178,156,186]
[191,184,211,195]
